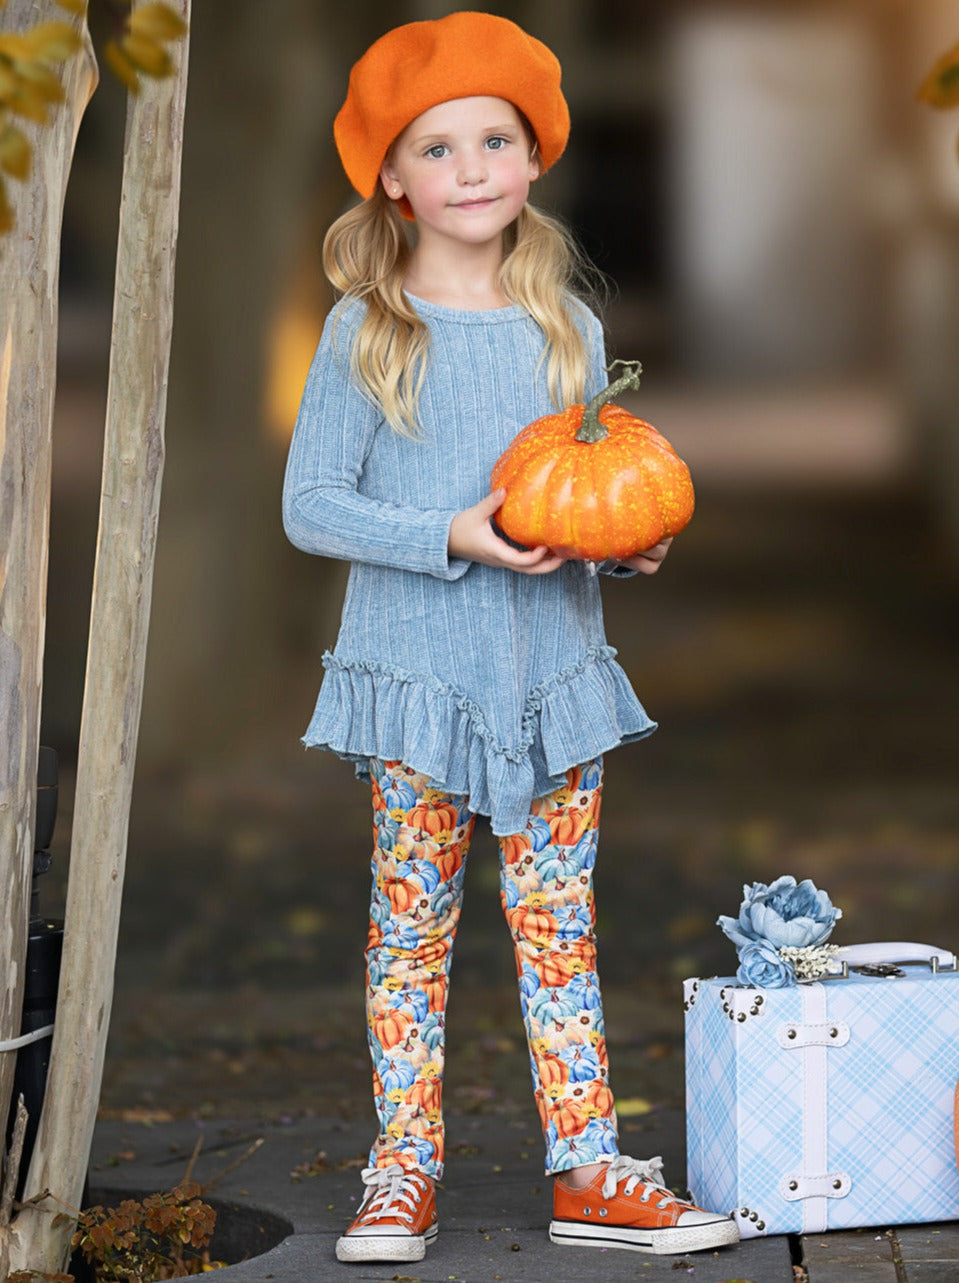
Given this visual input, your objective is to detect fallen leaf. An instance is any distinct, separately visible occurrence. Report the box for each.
[616,1096,653,1117]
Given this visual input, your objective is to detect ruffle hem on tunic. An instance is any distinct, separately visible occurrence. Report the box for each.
[301,645,657,836]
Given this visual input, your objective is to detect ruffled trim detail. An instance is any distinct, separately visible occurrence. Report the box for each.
[301,647,656,836]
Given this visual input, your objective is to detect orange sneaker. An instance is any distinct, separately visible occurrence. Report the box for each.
[550,1155,738,1255]
[335,1164,438,1263]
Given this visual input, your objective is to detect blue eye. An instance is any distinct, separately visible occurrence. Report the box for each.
[486,135,507,151]
[425,144,448,159]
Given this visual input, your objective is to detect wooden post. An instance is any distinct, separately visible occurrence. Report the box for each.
[8,1,191,1272]
[0,3,97,1275]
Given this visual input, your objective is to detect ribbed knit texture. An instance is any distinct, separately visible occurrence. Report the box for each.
[282,294,656,835]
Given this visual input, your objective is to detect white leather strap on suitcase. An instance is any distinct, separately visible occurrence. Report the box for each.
[780,1172,851,1201]
[780,983,850,1233]
[776,1020,849,1048]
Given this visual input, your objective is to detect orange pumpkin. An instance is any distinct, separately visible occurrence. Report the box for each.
[491,361,694,561]
[423,976,447,1012]
[551,1100,588,1139]
[548,807,590,848]
[533,951,575,988]
[381,875,418,916]
[562,765,583,794]
[501,832,532,865]
[560,937,596,969]
[436,843,464,882]
[418,938,451,969]
[507,904,558,946]
[585,1081,615,1116]
[408,800,459,837]
[407,1079,442,1114]
[533,1086,551,1130]
[373,1009,413,1050]
[537,1051,570,1091]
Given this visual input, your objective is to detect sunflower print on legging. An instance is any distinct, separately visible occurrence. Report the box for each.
[364,755,618,1177]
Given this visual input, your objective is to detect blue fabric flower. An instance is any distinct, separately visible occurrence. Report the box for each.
[717,875,841,951]
[736,940,797,989]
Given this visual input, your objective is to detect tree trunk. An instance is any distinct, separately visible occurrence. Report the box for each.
[0,4,96,1275]
[8,2,190,1273]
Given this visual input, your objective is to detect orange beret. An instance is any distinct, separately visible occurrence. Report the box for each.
[334,11,570,201]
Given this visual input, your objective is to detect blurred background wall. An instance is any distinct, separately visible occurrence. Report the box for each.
[33,0,959,1107]
[46,0,959,744]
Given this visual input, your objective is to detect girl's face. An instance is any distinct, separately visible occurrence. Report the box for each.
[380,96,539,251]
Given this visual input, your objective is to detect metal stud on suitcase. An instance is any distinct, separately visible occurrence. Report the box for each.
[684,944,959,1237]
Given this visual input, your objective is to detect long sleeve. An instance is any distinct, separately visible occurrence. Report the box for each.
[282,307,470,580]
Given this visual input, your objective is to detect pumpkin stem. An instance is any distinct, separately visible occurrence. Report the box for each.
[575,359,643,444]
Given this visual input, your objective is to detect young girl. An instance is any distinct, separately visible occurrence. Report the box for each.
[283,11,737,1266]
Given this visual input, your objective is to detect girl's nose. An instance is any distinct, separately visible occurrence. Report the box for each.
[458,153,487,185]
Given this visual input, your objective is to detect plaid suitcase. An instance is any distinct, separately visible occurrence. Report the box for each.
[684,944,959,1236]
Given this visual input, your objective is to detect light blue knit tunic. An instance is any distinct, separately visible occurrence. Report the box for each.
[282,294,656,835]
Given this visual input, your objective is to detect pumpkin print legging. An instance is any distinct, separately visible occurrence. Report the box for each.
[365,755,619,1177]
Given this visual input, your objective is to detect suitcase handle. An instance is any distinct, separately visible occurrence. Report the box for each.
[835,942,957,972]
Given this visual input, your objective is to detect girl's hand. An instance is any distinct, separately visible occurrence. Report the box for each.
[449,490,567,574]
[618,537,673,574]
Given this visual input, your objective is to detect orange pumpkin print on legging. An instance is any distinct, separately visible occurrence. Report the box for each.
[364,756,617,1177]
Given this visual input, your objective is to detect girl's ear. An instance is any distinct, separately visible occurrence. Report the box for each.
[379,160,404,201]
[528,142,541,184]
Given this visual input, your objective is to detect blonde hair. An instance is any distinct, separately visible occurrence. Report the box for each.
[322,185,602,437]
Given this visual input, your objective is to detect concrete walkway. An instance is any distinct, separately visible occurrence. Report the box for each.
[804,1224,959,1283]
[87,1107,959,1282]
[89,1108,788,1281]
[76,484,959,1282]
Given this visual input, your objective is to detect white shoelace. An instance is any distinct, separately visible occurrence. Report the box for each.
[600,1155,685,1209]
[357,1164,430,1225]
